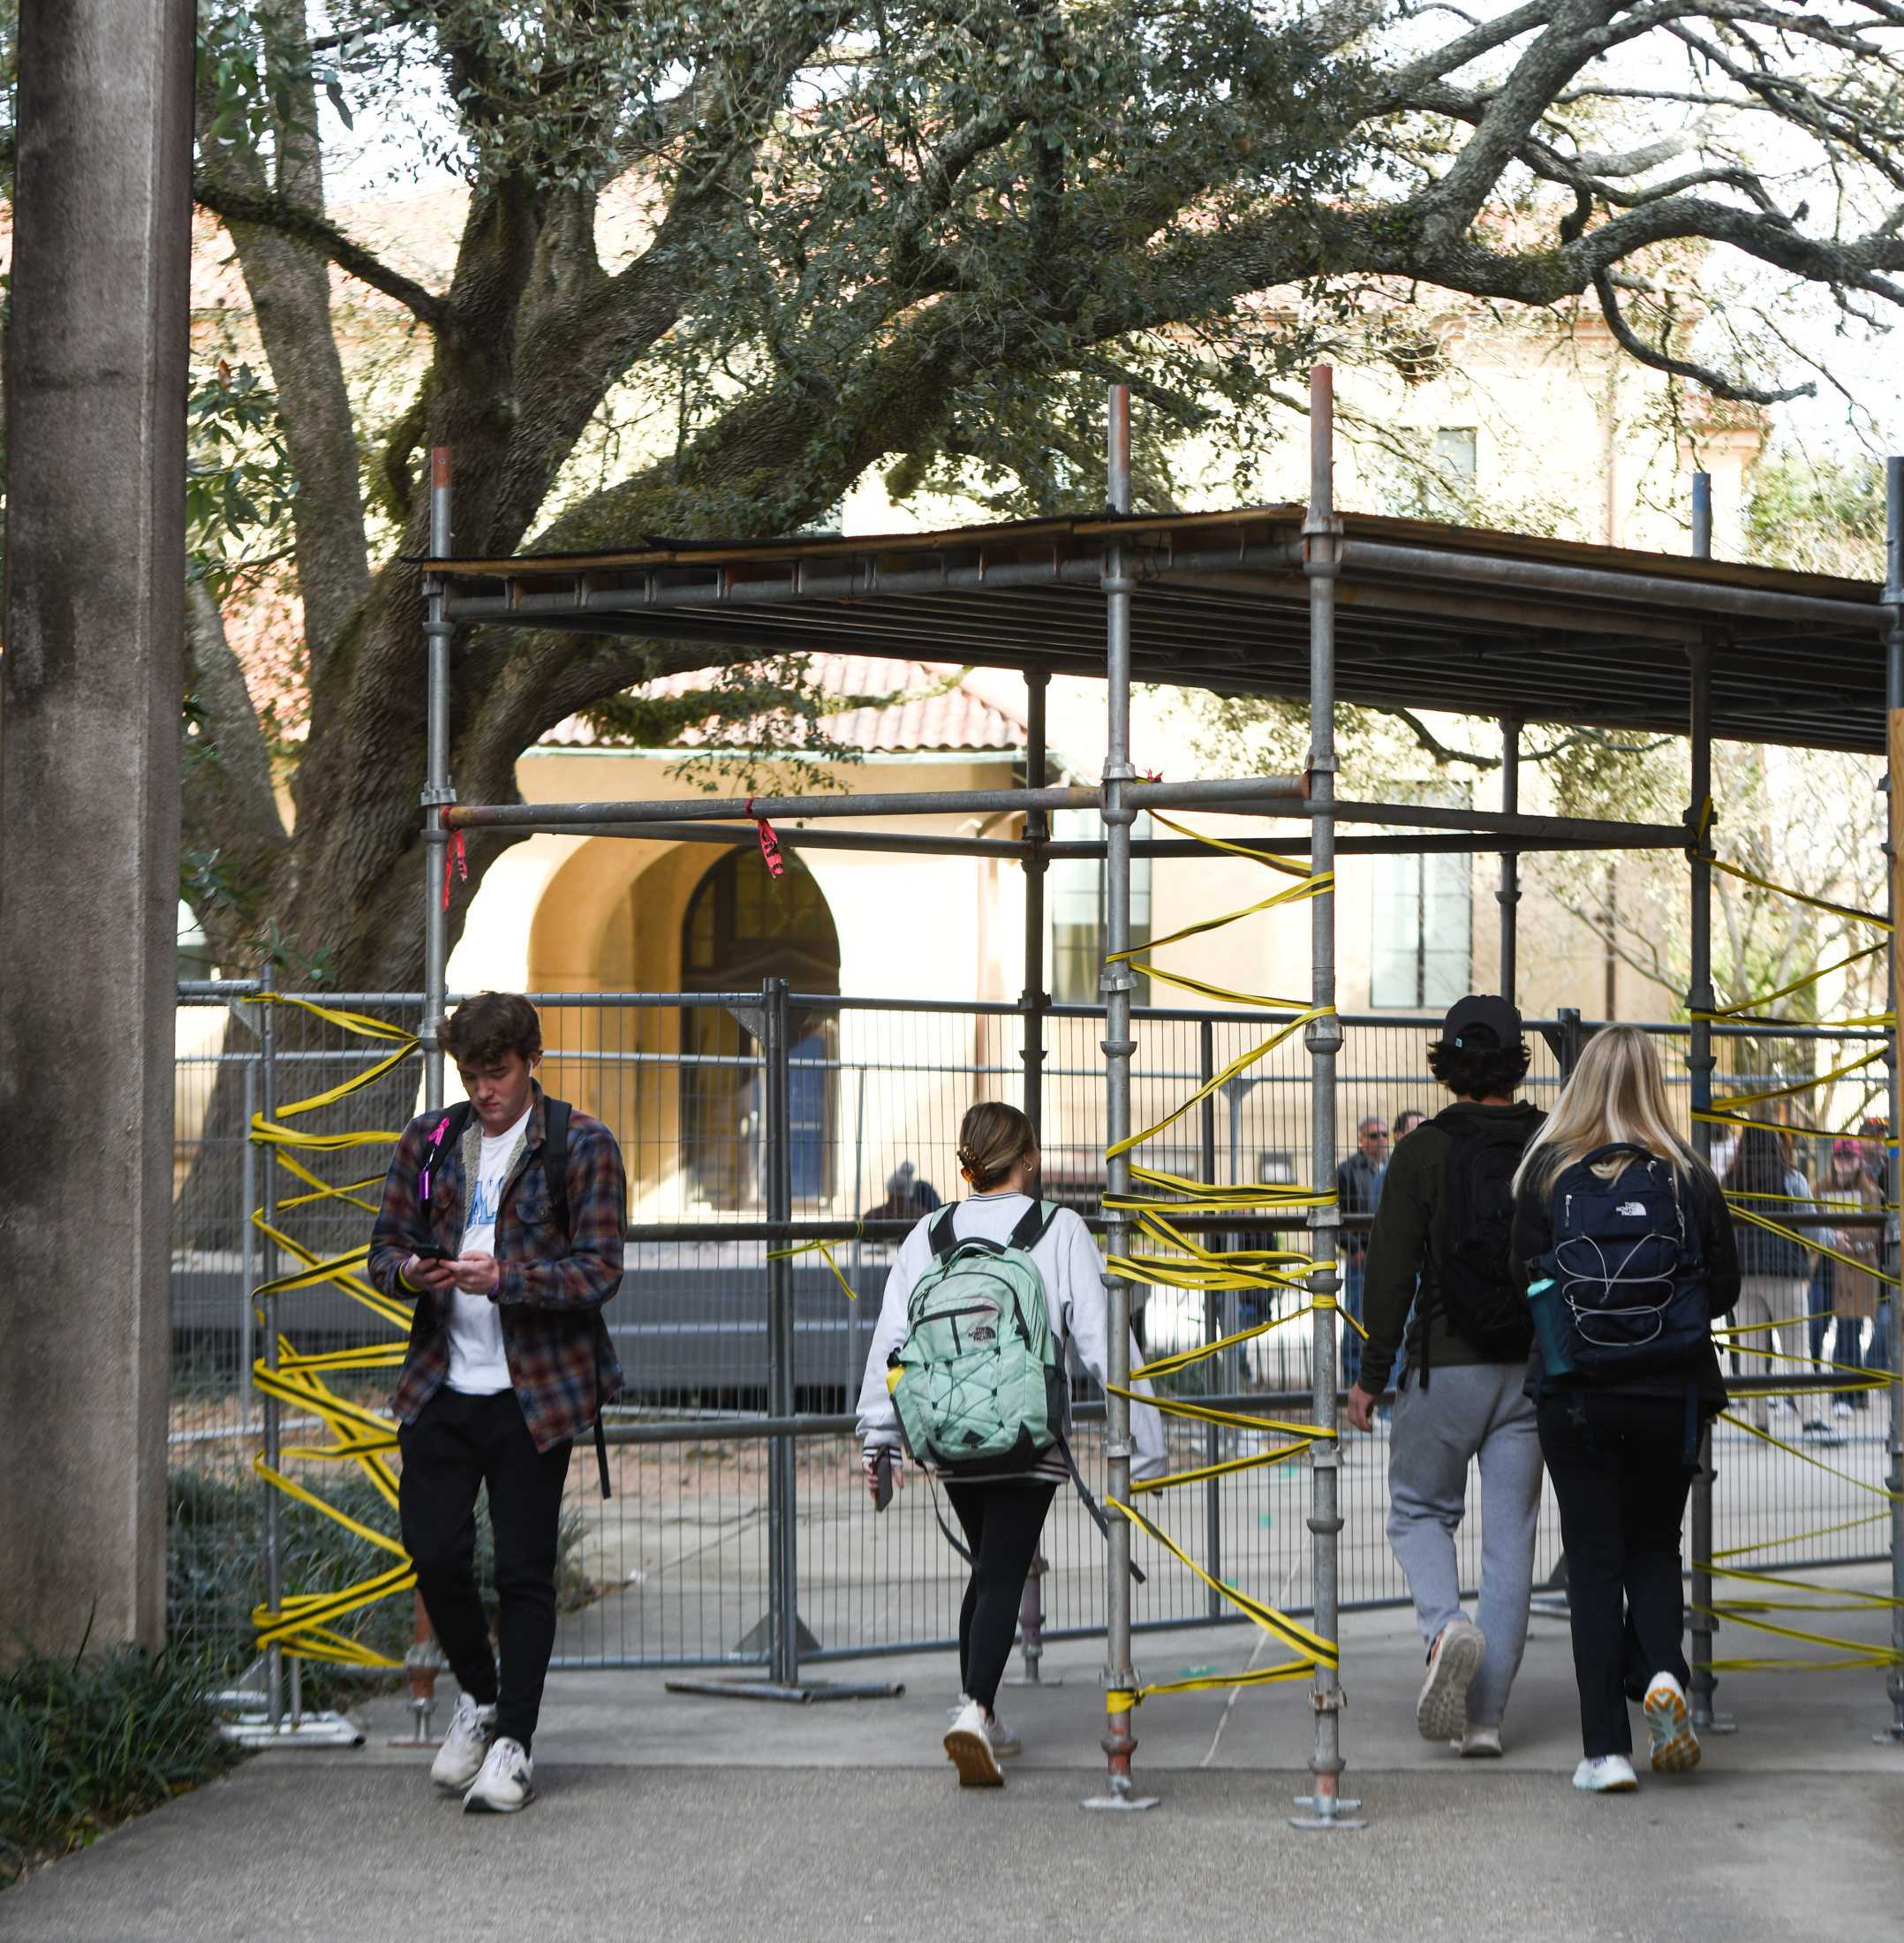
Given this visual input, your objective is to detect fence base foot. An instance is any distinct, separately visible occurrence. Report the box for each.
[220,1710,366,1750]
[1289,1791,1366,1831]
[662,1676,904,1705]
[1871,1722,1904,1745]
[1696,1712,1739,1735]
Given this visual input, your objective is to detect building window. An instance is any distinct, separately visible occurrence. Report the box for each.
[1434,427,1477,479]
[1050,809,1151,1005]
[1370,789,1472,1009]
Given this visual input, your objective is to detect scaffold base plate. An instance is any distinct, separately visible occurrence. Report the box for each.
[1871,1724,1904,1745]
[1081,1791,1160,1811]
[1289,1794,1365,1832]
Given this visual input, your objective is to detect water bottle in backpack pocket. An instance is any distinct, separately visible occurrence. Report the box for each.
[1537,1144,1709,1377]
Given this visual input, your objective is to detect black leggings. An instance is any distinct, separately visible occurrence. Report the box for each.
[398,1387,574,1752]
[1537,1390,1696,1759]
[944,1480,1058,1711]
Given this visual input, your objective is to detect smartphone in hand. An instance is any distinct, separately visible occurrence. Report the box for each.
[410,1242,456,1262]
[873,1448,894,1512]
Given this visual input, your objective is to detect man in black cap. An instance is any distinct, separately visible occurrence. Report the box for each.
[1344,994,1546,1758]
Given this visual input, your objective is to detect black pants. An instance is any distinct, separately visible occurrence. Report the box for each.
[1537,1390,1696,1758]
[398,1387,573,1750]
[944,1480,1058,1711]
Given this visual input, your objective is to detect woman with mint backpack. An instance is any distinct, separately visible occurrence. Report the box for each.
[1511,1026,1740,1796]
[856,1100,1166,1787]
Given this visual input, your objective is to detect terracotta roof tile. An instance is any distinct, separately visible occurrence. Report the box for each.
[540,655,1024,755]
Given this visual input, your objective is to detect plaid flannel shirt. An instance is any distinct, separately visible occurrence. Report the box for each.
[369,1085,626,1451]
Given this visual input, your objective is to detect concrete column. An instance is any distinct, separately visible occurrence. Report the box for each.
[0,0,195,1652]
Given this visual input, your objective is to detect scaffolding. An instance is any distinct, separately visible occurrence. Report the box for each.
[386,367,1904,1814]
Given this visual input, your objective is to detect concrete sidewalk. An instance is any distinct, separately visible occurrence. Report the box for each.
[7,1595,1902,1941]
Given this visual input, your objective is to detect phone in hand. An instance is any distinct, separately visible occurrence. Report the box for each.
[873,1448,894,1512]
[409,1243,457,1263]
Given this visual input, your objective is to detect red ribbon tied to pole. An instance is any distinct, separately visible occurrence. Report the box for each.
[442,828,468,911]
[745,798,786,879]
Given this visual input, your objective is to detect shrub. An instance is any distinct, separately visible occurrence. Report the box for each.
[0,1644,242,1888]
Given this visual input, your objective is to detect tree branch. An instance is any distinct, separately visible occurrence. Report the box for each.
[191,171,449,327]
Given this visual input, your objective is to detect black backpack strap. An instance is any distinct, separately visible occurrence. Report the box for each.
[928,1205,962,1259]
[416,1100,472,1215]
[1055,1426,1146,1584]
[541,1096,572,1237]
[1009,1198,1059,1251]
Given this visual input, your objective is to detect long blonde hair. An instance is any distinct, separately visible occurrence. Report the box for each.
[1514,1024,1705,1201]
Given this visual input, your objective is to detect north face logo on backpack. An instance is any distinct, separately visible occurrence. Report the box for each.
[1617,1200,1648,1217]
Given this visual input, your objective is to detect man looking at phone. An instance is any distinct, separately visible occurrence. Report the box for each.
[369,991,626,1813]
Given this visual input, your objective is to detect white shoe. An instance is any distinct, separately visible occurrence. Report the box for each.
[1456,1725,1503,1758]
[942,1697,1003,1788]
[946,1695,1021,1757]
[430,1692,496,1794]
[1643,1673,1701,1773]
[1834,1401,1855,1419]
[1573,1754,1639,1793]
[1417,1617,1485,1743]
[463,1735,534,1814]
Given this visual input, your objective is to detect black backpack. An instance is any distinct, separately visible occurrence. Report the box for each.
[424,1097,611,1497]
[1424,1108,1539,1369]
[1540,1144,1709,1376]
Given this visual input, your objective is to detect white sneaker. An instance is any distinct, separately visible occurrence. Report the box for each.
[1456,1725,1503,1758]
[430,1692,496,1794]
[1573,1754,1639,1793]
[946,1695,1021,1757]
[1643,1672,1701,1773]
[463,1735,534,1814]
[942,1697,1003,1788]
[1417,1617,1486,1743]
[1834,1401,1855,1419]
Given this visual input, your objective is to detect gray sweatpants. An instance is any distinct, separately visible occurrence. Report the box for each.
[1386,1361,1544,1730]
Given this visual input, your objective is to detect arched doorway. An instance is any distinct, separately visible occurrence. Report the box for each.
[681,850,842,1206]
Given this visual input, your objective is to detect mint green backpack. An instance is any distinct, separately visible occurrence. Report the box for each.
[887,1201,1066,1474]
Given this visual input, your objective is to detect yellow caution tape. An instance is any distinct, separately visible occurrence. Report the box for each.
[1107,1497,1336,1700]
[1110,1007,1333,1159]
[766,1235,858,1301]
[241,995,426,1664]
[1692,941,1890,1023]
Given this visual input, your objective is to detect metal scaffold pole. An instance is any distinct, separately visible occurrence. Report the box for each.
[1292,363,1362,1831]
[406,446,457,1743]
[1017,669,1052,1686]
[258,974,283,1730]
[1685,639,1726,1734]
[1498,714,1522,1001]
[1883,454,1904,1745]
[1084,382,1156,1811]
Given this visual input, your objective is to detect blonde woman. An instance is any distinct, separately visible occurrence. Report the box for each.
[1511,1026,1740,1796]
[855,1101,1165,1787]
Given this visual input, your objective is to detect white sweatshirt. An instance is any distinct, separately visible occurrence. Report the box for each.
[854,1191,1168,1482]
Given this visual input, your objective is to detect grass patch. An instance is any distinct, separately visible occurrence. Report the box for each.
[0,1644,243,1889]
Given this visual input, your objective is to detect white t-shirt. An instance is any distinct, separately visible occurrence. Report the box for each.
[445,1104,531,1395]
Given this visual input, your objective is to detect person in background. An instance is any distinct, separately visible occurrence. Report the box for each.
[1394,1109,1427,1141]
[1722,1126,1813,1433]
[1336,1115,1391,1394]
[867,1160,943,1223]
[1345,997,1545,1758]
[1512,1025,1739,1795]
[1860,1119,1895,1392]
[1818,1137,1884,1426]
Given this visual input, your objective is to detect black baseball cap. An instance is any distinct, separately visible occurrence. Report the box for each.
[1442,994,1522,1049]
